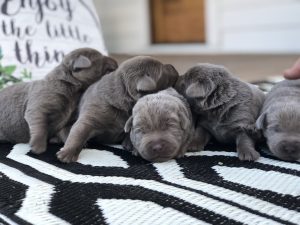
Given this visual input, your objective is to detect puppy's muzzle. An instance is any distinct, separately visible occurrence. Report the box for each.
[277,140,300,161]
[141,139,176,162]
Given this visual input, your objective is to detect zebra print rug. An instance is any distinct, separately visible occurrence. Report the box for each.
[0,143,299,225]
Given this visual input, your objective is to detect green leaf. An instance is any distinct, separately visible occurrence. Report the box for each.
[3,73,20,82]
[21,69,32,79]
[3,65,16,76]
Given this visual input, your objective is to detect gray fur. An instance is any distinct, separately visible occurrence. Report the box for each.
[57,56,179,163]
[256,80,300,161]
[0,48,117,154]
[175,63,265,161]
[122,88,208,162]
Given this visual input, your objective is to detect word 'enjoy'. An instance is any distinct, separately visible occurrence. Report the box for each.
[1,0,73,23]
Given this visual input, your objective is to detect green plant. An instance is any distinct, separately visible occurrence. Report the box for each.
[0,48,32,89]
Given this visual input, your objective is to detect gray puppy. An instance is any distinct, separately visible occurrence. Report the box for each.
[256,80,300,161]
[175,63,265,161]
[57,56,179,163]
[0,48,117,154]
[122,88,209,162]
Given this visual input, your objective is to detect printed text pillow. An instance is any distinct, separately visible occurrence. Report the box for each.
[0,0,107,87]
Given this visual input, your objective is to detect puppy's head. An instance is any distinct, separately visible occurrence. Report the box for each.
[175,63,237,112]
[119,56,179,100]
[124,89,192,162]
[62,48,118,86]
[256,105,300,161]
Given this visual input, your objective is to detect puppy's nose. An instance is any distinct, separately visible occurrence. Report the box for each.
[151,143,163,154]
[279,140,300,160]
[284,146,297,155]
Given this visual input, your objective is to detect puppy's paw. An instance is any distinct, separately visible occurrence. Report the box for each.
[56,148,79,163]
[30,141,47,154]
[238,149,260,161]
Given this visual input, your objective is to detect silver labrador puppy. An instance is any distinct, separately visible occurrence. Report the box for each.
[122,88,209,162]
[175,63,265,161]
[256,79,300,161]
[57,56,179,163]
[0,48,117,154]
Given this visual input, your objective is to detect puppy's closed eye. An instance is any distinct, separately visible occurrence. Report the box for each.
[137,90,153,96]
[269,124,281,132]
[165,117,179,127]
[135,127,146,134]
[73,67,84,73]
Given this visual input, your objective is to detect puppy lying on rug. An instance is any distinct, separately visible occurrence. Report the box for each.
[256,79,300,161]
[0,48,117,154]
[57,56,179,163]
[175,63,265,161]
[122,88,209,162]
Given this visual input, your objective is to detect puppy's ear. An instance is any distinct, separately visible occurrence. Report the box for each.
[137,76,157,92]
[212,80,237,107]
[124,116,133,133]
[178,111,191,131]
[72,55,92,71]
[162,64,179,87]
[102,56,118,74]
[256,112,267,130]
[186,80,214,98]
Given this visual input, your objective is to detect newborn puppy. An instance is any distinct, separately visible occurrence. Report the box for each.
[0,48,117,154]
[57,56,179,163]
[122,88,209,162]
[256,80,300,161]
[175,63,265,161]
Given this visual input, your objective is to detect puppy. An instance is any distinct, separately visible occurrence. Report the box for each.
[175,63,265,161]
[0,48,117,154]
[56,56,179,163]
[256,80,300,161]
[122,88,209,162]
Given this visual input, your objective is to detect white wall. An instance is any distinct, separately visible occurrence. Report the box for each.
[221,0,300,53]
[94,0,300,54]
[94,0,150,53]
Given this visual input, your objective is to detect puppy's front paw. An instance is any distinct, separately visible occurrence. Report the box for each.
[238,149,260,161]
[56,148,79,163]
[30,140,47,154]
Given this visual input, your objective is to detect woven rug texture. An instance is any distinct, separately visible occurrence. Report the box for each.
[0,143,299,225]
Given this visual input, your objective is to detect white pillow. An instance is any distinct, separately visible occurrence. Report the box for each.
[0,0,107,83]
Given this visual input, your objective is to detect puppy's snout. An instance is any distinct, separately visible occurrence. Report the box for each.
[283,146,297,155]
[150,142,164,155]
[141,139,175,162]
[278,140,300,160]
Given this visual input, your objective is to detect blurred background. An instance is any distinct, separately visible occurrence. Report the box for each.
[94,0,300,81]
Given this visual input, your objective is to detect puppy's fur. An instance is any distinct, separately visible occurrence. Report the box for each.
[122,88,209,162]
[256,80,300,161]
[57,56,179,163]
[0,48,117,154]
[175,63,265,161]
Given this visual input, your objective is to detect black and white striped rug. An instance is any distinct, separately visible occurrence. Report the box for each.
[0,143,299,225]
